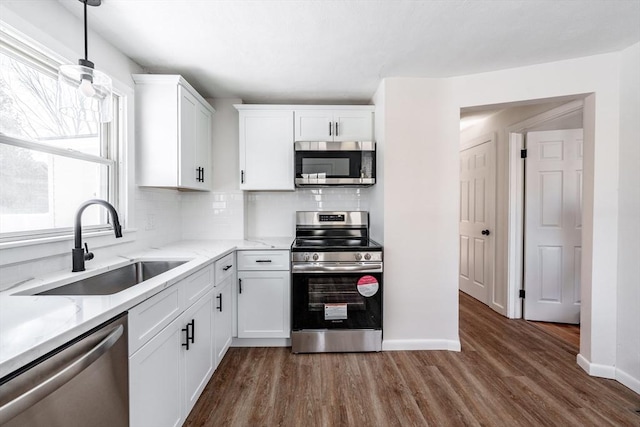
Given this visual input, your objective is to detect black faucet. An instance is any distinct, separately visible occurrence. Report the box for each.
[72,199,123,272]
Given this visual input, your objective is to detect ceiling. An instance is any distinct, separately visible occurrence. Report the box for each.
[59,0,640,104]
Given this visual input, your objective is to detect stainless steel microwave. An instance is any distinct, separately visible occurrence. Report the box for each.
[294,141,376,187]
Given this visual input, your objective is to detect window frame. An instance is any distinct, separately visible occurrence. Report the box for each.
[0,26,123,243]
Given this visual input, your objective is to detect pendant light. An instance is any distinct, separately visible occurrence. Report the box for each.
[57,0,112,123]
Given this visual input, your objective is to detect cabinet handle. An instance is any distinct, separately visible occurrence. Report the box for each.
[182,319,195,350]
[201,167,204,182]
[222,265,233,271]
[182,324,190,350]
[216,293,222,311]
[241,170,245,184]
[329,122,332,136]
[255,259,272,263]
[238,278,242,294]
[335,122,339,136]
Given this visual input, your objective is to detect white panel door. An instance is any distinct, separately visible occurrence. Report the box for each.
[459,136,496,311]
[524,129,583,323]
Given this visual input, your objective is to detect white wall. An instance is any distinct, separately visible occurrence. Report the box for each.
[378,78,461,351]
[376,49,637,390]
[370,82,386,244]
[615,42,640,394]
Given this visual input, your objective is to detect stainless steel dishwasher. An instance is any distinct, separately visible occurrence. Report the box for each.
[0,313,129,426]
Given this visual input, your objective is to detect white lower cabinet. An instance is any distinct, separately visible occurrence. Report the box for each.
[213,274,233,365]
[129,316,183,427]
[128,264,215,427]
[183,291,215,415]
[237,250,290,339]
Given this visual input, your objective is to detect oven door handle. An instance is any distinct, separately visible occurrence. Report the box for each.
[292,263,382,273]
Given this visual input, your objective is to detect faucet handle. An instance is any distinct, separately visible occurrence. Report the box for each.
[84,243,94,261]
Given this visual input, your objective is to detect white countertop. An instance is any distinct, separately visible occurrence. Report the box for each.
[0,238,292,379]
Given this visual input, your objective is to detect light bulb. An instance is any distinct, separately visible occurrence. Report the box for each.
[79,76,96,98]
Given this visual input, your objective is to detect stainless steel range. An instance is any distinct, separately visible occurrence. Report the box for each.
[291,211,383,353]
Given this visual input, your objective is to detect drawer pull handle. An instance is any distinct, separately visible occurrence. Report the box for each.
[222,265,233,271]
[255,259,272,263]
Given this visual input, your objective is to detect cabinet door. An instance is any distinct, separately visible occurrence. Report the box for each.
[195,102,212,190]
[214,275,233,366]
[130,318,184,427]
[178,86,198,189]
[294,109,334,141]
[182,291,215,415]
[237,271,291,338]
[239,110,294,190]
[334,110,373,141]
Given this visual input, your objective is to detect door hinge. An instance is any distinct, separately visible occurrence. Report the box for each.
[520,149,527,158]
[519,289,526,298]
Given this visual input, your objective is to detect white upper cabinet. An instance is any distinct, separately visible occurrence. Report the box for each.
[294,107,374,142]
[133,74,215,191]
[235,106,294,191]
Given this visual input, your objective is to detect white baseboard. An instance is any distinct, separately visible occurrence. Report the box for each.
[576,353,616,379]
[382,339,461,352]
[231,337,290,347]
[615,368,640,395]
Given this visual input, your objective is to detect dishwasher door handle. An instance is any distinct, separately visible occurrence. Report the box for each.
[0,324,124,424]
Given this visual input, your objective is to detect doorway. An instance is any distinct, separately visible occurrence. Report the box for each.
[459,98,585,326]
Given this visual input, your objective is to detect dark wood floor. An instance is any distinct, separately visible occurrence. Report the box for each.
[186,292,639,426]
[528,320,581,349]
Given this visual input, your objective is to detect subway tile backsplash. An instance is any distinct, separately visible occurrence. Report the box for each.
[181,191,244,240]
[246,188,373,237]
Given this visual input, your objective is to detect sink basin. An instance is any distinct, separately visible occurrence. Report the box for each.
[36,261,188,296]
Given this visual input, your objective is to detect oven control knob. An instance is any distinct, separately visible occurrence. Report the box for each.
[312,253,319,261]
[303,253,310,261]
[355,253,363,261]
[364,253,371,260]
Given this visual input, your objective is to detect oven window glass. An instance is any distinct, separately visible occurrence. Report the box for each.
[292,272,382,330]
[302,158,350,176]
[308,278,366,311]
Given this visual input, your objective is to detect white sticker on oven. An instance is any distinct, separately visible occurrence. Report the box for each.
[325,303,348,320]
[357,275,379,297]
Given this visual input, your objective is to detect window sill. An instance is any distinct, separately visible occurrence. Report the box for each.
[0,229,138,267]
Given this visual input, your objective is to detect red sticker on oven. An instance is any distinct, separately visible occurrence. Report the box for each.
[357,275,379,297]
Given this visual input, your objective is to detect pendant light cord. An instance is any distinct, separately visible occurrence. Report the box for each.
[83,0,88,61]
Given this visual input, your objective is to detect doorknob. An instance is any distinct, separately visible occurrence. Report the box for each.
[482,229,491,236]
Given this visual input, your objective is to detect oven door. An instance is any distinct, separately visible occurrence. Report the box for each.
[291,270,382,330]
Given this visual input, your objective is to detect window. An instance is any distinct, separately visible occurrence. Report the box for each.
[0,28,122,241]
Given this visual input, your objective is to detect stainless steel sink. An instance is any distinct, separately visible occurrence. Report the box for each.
[36,261,188,296]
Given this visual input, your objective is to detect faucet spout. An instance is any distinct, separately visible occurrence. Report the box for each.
[72,199,123,272]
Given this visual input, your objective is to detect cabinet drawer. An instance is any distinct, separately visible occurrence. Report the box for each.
[237,250,290,271]
[183,265,213,308]
[214,252,235,285]
[129,286,181,355]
